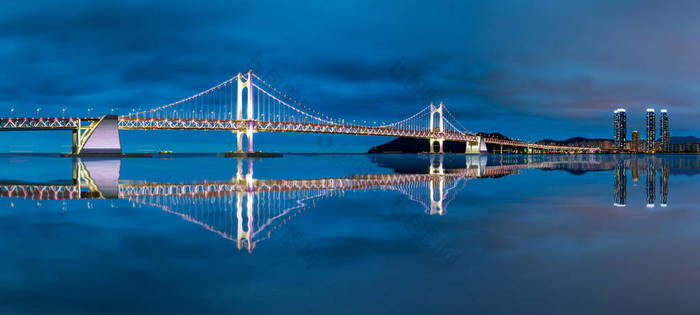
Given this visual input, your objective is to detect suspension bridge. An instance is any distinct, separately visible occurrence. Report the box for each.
[0,71,597,154]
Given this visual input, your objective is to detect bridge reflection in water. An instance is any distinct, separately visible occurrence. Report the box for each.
[1,154,697,252]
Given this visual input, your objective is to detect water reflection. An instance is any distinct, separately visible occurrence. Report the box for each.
[612,155,688,208]
[614,159,626,207]
[1,154,698,252]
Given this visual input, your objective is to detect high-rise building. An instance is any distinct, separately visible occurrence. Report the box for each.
[660,109,669,152]
[614,108,627,150]
[631,130,640,152]
[646,109,656,152]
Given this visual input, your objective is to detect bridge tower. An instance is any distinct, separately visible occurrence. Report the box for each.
[236,71,255,153]
[428,155,445,215]
[429,102,445,154]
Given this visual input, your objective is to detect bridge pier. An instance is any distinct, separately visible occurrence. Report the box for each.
[234,130,255,153]
[466,136,487,154]
[247,122,254,153]
[71,115,122,156]
[429,138,444,154]
[235,131,244,152]
[72,129,79,154]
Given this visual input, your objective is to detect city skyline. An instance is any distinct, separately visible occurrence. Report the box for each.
[613,107,680,152]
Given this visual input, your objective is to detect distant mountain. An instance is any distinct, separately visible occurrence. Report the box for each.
[536,137,612,147]
[476,132,511,140]
[367,137,469,153]
[368,131,517,153]
[671,136,700,144]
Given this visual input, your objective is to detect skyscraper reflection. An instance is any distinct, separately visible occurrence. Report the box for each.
[660,158,670,207]
[630,159,640,182]
[614,159,626,207]
[607,155,699,208]
[646,158,656,207]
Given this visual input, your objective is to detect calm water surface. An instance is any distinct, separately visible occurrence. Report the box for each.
[1,154,699,314]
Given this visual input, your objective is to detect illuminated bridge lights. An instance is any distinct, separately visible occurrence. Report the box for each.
[0,71,598,153]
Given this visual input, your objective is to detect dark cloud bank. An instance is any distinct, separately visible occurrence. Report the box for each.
[0,0,698,151]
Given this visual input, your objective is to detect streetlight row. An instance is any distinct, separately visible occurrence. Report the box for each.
[4,106,126,118]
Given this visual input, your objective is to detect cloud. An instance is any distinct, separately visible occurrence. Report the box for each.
[0,0,698,151]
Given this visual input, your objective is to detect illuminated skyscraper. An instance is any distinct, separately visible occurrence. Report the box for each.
[614,108,627,150]
[646,109,656,152]
[631,130,640,152]
[660,109,669,152]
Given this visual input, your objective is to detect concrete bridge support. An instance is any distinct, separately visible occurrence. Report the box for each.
[72,115,122,156]
[429,138,444,154]
[72,129,79,154]
[466,136,487,154]
[236,131,244,152]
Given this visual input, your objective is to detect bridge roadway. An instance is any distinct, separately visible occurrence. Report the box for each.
[0,117,96,131]
[0,117,596,153]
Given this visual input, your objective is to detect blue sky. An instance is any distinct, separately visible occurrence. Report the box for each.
[1,0,699,152]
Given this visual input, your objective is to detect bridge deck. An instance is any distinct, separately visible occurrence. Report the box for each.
[1,116,596,152]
